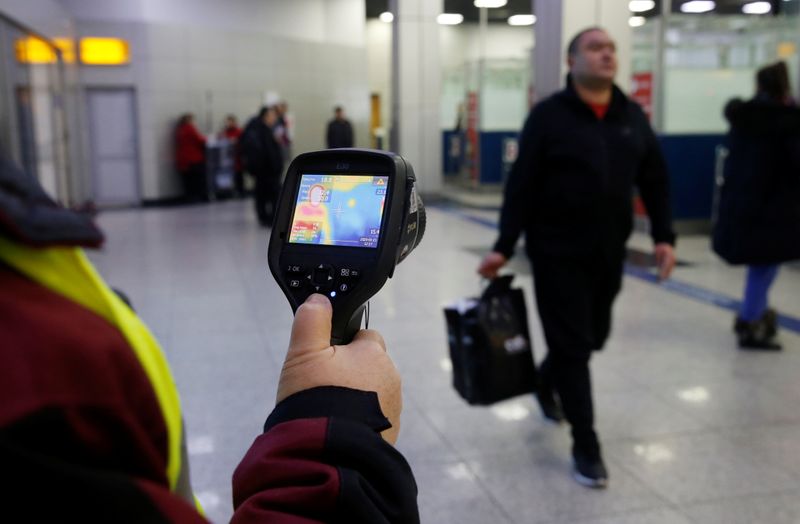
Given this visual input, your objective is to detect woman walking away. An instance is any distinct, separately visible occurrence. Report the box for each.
[713,61,800,350]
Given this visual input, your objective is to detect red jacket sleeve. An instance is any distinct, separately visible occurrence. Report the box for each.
[231,386,419,524]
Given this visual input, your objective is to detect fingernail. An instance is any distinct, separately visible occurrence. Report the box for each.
[305,293,329,305]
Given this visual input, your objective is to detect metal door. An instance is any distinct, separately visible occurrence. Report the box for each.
[86,88,140,206]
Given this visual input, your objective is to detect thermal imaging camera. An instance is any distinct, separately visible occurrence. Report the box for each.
[268,149,425,344]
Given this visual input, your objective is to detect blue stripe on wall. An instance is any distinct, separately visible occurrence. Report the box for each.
[442,131,727,220]
[658,134,725,221]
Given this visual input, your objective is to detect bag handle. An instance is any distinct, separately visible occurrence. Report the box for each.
[481,274,514,300]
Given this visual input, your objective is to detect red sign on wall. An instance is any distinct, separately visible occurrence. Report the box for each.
[631,72,653,217]
[631,72,653,121]
[466,91,479,185]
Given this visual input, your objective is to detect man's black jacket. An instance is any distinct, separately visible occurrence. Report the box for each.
[494,80,675,260]
[241,118,283,177]
[327,119,354,149]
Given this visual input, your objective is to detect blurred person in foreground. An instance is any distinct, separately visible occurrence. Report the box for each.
[175,113,207,202]
[478,27,676,488]
[220,114,246,198]
[713,61,800,350]
[0,153,418,522]
[326,105,354,149]
[242,106,283,227]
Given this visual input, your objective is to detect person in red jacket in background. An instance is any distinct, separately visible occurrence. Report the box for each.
[175,113,207,202]
[221,115,246,198]
[0,152,419,523]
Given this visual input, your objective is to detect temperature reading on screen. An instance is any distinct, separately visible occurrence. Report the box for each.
[288,174,389,249]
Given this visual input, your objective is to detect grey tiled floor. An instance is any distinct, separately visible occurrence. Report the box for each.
[88,200,800,524]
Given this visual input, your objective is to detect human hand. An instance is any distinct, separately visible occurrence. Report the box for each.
[654,242,676,281]
[276,294,402,444]
[477,251,508,279]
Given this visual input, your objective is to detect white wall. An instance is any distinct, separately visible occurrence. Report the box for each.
[59,0,365,46]
[61,0,369,200]
[0,0,72,37]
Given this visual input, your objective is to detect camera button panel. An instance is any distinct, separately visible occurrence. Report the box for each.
[283,262,363,301]
[286,264,305,275]
[312,264,335,289]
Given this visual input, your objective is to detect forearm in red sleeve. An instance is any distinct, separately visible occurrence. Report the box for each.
[231,387,419,524]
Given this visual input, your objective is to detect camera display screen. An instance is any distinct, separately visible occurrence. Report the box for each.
[288,174,389,249]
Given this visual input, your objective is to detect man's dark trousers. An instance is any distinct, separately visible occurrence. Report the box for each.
[254,173,280,226]
[531,246,624,453]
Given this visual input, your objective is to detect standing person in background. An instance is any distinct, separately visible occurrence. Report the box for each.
[221,115,245,198]
[275,101,294,171]
[713,61,800,350]
[175,113,207,202]
[326,106,354,149]
[478,27,676,489]
[454,102,465,133]
[242,106,283,227]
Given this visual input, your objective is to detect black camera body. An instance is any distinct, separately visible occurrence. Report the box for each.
[268,149,424,344]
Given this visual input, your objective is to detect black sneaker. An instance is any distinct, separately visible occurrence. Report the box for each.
[733,316,747,335]
[739,334,782,351]
[761,309,778,338]
[734,309,777,338]
[572,449,608,489]
[738,317,782,351]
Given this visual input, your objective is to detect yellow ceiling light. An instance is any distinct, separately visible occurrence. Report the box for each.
[54,38,76,63]
[80,37,130,65]
[15,36,57,64]
[16,36,76,64]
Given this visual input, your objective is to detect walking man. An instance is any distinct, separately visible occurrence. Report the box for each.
[478,27,677,488]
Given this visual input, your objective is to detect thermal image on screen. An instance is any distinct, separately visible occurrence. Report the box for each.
[288,174,389,248]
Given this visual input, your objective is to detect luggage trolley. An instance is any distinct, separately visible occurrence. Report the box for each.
[204,138,236,200]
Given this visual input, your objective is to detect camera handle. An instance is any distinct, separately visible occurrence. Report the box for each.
[331,303,366,345]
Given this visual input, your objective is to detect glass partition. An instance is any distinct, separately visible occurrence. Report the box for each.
[480,58,529,131]
[633,10,800,134]
[440,57,530,185]
[0,19,69,199]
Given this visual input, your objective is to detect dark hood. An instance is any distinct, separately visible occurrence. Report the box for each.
[724,98,800,137]
[0,155,103,248]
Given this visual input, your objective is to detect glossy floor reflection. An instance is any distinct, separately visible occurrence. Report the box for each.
[89,200,800,524]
